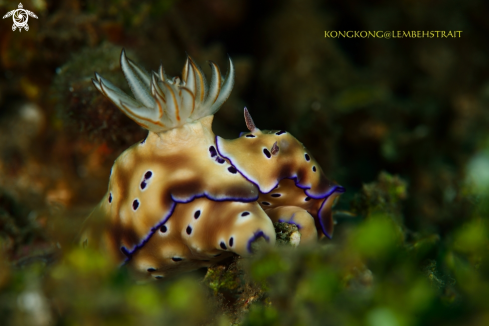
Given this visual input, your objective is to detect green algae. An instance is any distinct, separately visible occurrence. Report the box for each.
[1,1,489,325]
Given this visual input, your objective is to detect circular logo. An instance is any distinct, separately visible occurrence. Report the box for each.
[2,3,38,32]
[13,10,28,28]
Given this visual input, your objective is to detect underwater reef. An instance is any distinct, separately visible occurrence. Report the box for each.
[0,0,489,325]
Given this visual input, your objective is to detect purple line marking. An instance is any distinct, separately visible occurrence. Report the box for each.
[121,189,260,265]
[317,185,345,239]
[122,137,346,266]
[216,135,346,199]
[170,190,259,204]
[277,213,302,229]
[121,200,177,265]
[215,136,262,189]
[246,230,270,253]
[120,246,130,257]
[287,220,302,229]
[305,185,345,199]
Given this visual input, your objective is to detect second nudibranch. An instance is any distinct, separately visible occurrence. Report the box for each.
[82,50,344,280]
[217,108,345,241]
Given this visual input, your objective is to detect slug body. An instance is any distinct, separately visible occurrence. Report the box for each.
[83,50,344,280]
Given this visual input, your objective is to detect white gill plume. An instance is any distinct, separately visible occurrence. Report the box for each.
[92,50,235,132]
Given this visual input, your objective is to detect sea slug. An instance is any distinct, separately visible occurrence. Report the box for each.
[81,50,345,280]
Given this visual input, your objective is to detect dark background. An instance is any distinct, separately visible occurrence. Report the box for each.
[0,0,488,325]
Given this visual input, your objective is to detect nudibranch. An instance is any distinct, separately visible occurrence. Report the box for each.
[82,50,344,280]
[217,109,345,243]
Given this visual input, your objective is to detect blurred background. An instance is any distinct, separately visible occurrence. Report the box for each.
[0,0,488,325]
